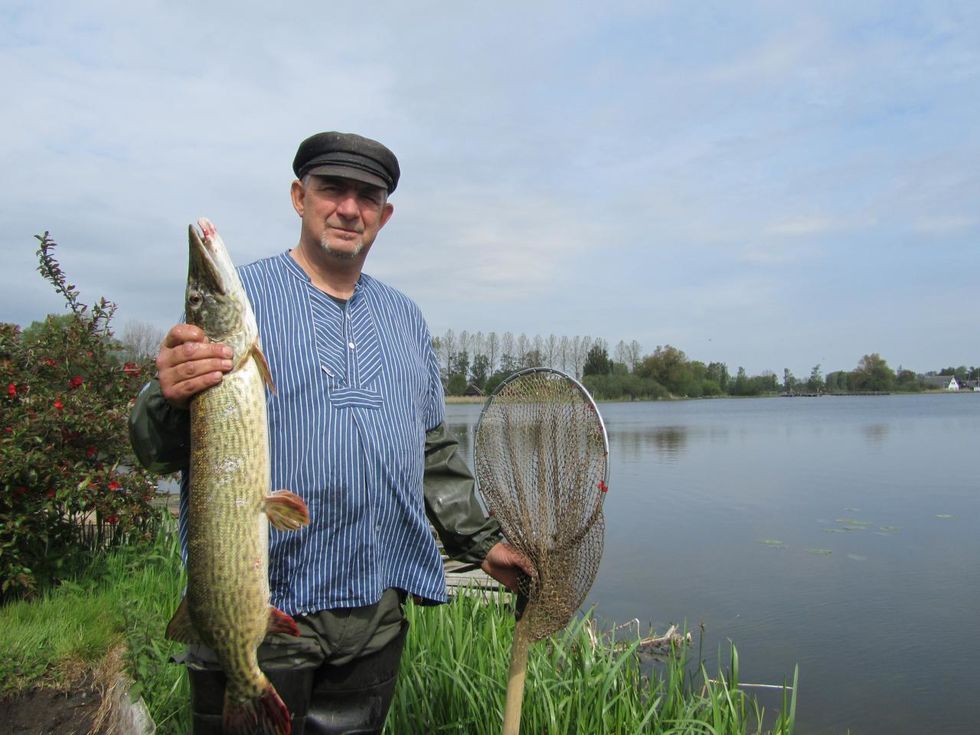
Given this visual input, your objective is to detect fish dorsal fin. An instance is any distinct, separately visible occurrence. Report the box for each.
[165,596,204,644]
[251,342,276,394]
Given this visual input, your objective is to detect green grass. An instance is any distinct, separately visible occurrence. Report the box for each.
[0,512,190,733]
[388,592,797,734]
[1,517,796,735]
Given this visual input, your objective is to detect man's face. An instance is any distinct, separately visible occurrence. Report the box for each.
[291,175,394,260]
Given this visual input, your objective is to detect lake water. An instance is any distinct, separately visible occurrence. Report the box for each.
[446,393,980,735]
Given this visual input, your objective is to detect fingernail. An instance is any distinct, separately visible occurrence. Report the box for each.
[221,346,234,359]
[221,360,233,371]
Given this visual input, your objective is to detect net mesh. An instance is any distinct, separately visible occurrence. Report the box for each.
[475,368,608,642]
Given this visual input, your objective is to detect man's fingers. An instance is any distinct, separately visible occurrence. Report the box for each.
[162,324,207,349]
[171,357,234,381]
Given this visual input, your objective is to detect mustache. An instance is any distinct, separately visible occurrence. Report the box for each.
[326,219,364,234]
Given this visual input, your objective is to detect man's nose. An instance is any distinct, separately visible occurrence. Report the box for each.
[336,192,360,218]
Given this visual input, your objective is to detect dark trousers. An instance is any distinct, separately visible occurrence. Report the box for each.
[188,618,407,735]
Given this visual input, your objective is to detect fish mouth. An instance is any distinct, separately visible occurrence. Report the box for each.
[188,219,228,295]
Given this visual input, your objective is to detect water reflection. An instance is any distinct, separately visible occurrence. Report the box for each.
[446,421,475,461]
[610,426,690,462]
[651,426,688,460]
[861,423,889,445]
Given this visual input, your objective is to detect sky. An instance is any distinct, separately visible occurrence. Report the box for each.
[2,1,978,377]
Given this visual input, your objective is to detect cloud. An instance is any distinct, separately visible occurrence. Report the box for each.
[1,2,978,377]
[913,215,977,235]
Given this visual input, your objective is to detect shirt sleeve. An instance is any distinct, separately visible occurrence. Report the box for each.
[423,422,502,563]
[128,378,191,474]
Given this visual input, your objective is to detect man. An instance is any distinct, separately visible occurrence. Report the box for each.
[129,131,529,734]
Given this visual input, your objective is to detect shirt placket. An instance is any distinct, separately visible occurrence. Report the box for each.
[344,299,358,387]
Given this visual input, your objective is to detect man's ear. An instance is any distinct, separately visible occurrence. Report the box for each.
[290,179,305,217]
[379,201,395,229]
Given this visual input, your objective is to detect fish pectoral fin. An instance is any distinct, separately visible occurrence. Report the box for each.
[252,342,276,394]
[265,489,311,531]
[165,596,204,644]
[266,606,300,638]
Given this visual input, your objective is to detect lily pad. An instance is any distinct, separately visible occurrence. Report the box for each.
[759,539,786,548]
[835,518,871,527]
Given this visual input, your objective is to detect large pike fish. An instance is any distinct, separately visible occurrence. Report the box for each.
[166,218,309,735]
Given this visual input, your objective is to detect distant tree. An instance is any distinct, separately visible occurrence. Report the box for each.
[937,365,971,382]
[521,349,545,369]
[783,368,797,393]
[806,364,823,392]
[485,331,499,374]
[825,370,848,392]
[545,334,558,369]
[470,354,490,390]
[582,344,612,376]
[446,373,468,396]
[439,329,456,381]
[732,366,749,395]
[637,345,690,395]
[756,371,779,393]
[895,368,921,392]
[624,340,642,373]
[706,362,729,392]
[19,314,78,346]
[500,332,515,367]
[119,319,165,362]
[516,333,529,367]
[450,350,469,382]
[851,353,895,392]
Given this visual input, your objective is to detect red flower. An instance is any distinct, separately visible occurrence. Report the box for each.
[597,480,609,493]
[14,486,28,497]
[106,514,119,525]
[122,362,141,377]
[108,480,121,492]
[53,399,64,411]
[7,383,15,397]
[43,358,58,367]
[86,446,97,458]
[46,489,56,498]
[68,376,84,390]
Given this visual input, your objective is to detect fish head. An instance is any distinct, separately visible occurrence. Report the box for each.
[186,218,258,361]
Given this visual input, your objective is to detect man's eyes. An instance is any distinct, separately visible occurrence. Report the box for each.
[317,183,383,205]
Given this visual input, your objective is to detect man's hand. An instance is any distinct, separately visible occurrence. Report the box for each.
[481,541,533,592]
[156,324,234,409]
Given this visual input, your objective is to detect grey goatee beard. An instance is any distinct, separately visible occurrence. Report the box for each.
[318,234,363,261]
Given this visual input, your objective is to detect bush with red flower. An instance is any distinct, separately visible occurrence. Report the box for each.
[1,232,160,601]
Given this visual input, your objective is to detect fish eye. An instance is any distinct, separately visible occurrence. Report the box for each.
[187,291,204,309]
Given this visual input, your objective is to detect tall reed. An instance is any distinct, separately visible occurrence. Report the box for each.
[387,589,797,734]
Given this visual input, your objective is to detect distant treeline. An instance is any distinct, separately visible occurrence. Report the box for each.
[432,329,976,399]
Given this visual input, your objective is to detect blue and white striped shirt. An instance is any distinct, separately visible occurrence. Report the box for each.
[188,252,449,615]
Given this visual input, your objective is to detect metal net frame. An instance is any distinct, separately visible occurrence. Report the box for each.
[475,367,609,734]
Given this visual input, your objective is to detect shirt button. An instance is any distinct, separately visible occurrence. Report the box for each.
[348,341,355,349]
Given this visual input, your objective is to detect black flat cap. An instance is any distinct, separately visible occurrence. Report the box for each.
[292,132,400,194]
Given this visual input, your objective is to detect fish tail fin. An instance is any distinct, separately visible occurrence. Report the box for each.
[265,490,311,531]
[223,678,291,735]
